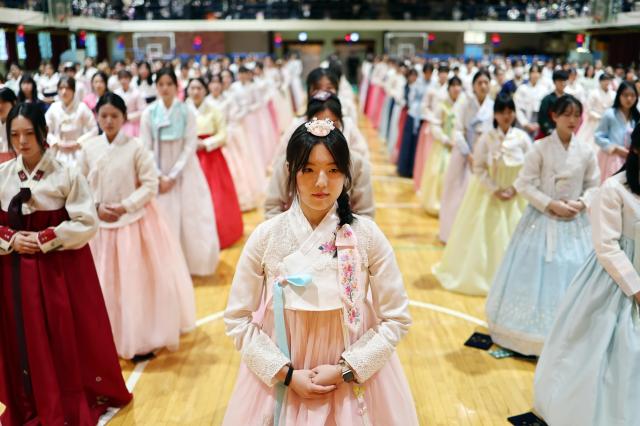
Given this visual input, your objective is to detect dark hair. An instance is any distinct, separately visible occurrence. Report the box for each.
[305,92,343,126]
[472,68,491,85]
[438,63,450,74]
[57,75,76,93]
[208,73,222,84]
[448,76,462,87]
[220,69,235,83]
[286,123,353,226]
[306,68,339,97]
[117,69,133,80]
[423,63,434,74]
[18,74,39,102]
[95,92,128,120]
[185,77,209,100]
[599,72,614,81]
[327,61,343,80]
[0,87,17,104]
[238,66,251,74]
[91,71,109,94]
[493,94,516,128]
[624,123,640,194]
[6,102,48,153]
[137,61,154,85]
[156,67,178,86]
[551,94,583,117]
[529,64,542,74]
[552,70,569,81]
[613,81,640,122]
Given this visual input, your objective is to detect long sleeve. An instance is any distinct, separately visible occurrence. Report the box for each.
[224,224,290,386]
[44,107,61,147]
[38,168,98,253]
[429,102,450,144]
[588,92,604,121]
[455,101,472,156]
[514,85,530,127]
[341,221,411,383]
[202,109,227,152]
[579,150,601,208]
[591,181,640,296]
[167,106,198,180]
[263,155,290,220]
[538,95,554,136]
[514,147,552,212]
[121,143,159,213]
[472,133,499,193]
[344,119,369,159]
[80,104,98,137]
[594,111,615,153]
[349,153,375,219]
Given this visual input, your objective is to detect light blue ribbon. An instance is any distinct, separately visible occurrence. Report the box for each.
[273,274,312,426]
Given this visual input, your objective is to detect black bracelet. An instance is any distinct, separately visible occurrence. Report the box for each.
[284,365,294,386]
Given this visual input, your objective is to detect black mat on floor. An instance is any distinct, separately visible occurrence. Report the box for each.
[507,412,547,426]
[463,332,493,350]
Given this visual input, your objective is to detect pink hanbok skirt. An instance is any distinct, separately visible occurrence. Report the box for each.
[223,304,418,426]
[412,122,434,191]
[90,201,196,359]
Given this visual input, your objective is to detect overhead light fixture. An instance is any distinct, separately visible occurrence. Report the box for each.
[298,32,308,42]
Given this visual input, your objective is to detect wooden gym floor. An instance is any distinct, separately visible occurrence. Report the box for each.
[104,116,536,426]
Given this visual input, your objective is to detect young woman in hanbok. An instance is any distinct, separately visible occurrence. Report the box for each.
[265,93,374,220]
[219,70,264,211]
[223,118,418,426]
[366,56,388,127]
[82,71,108,113]
[36,61,58,106]
[513,64,546,140]
[419,77,462,216]
[578,73,616,147]
[186,77,243,249]
[140,68,220,276]
[533,124,640,426]
[114,69,146,137]
[0,88,17,163]
[595,81,639,181]
[17,75,47,114]
[439,69,493,243]
[134,61,157,104]
[434,94,531,295]
[79,93,196,360]
[45,76,97,166]
[413,64,450,190]
[485,95,600,356]
[0,103,131,425]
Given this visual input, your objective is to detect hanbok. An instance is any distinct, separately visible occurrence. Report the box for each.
[434,127,530,295]
[419,96,458,215]
[114,85,146,137]
[0,151,131,425]
[222,200,418,425]
[576,86,615,150]
[79,131,196,359]
[439,94,494,242]
[486,131,600,355]
[45,100,97,166]
[534,173,640,425]
[595,108,636,181]
[190,98,244,249]
[140,98,220,276]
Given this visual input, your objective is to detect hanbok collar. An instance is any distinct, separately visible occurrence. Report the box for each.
[489,127,527,168]
[185,98,209,115]
[550,130,578,153]
[16,149,52,188]
[287,197,339,253]
[60,99,79,114]
[102,129,128,146]
[150,97,187,141]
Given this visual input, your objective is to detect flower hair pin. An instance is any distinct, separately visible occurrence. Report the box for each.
[305,118,335,137]
[311,90,333,101]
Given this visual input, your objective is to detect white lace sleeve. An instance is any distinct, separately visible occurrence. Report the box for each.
[224,221,290,386]
[341,219,411,383]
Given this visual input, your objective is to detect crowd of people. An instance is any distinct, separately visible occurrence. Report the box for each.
[362,52,640,424]
[1,45,640,425]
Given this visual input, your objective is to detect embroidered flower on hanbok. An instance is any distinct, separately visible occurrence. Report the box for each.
[318,232,337,256]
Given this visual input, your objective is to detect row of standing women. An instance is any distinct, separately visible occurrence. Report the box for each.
[363,58,640,424]
[0,56,307,424]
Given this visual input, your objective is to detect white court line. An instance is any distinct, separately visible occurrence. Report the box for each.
[409,300,488,327]
[100,300,483,423]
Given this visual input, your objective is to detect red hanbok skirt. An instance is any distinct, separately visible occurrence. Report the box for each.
[197,136,244,249]
[0,208,132,426]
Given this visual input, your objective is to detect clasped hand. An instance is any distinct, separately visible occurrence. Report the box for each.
[98,203,126,223]
[11,231,40,254]
[547,199,585,218]
[494,186,517,201]
[284,364,345,399]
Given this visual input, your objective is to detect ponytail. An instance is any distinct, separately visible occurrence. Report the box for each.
[336,190,354,226]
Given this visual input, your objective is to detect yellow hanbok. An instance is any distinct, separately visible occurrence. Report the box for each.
[433,127,531,295]
[419,96,458,216]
